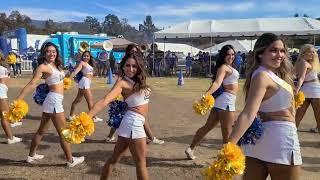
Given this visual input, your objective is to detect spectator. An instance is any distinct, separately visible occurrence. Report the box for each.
[6,52,17,78]
[15,54,22,77]
[185,52,193,77]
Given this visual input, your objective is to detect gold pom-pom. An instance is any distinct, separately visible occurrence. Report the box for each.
[4,99,29,123]
[294,91,305,109]
[203,142,245,180]
[63,77,73,90]
[115,95,123,101]
[61,112,95,144]
[193,94,215,115]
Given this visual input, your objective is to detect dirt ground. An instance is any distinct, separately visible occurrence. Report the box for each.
[0,75,319,180]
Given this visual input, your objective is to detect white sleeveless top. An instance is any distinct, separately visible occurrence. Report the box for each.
[0,66,9,78]
[124,76,150,108]
[223,66,239,85]
[45,64,65,86]
[304,71,318,81]
[82,63,94,75]
[252,66,293,113]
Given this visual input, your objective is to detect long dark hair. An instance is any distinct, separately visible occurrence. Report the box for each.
[0,51,8,68]
[37,42,63,70]
[82,50,95,67]
[119,52,148,92]
[212,45,235,80]
[244,33,293,98]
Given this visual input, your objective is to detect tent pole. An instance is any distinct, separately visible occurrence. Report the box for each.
[209,35,212,75]
[314,35,316,46]
[152,34,155,77]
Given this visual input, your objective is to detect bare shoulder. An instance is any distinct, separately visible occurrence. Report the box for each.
[251,71,271,87]
[220,64,232,73]
[36,64,49,72]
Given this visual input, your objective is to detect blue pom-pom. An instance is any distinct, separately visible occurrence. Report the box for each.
[107,100,127,128]
[212,85,224,98]
[68,64,75,73]
[33,83,49,105]
[238,117,264,145]
[74,72,83,83]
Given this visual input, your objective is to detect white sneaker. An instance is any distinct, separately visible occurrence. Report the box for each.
[105,136,115,142]
[10,122,22,127]
[27,153,44,163]
[151,137,164,145]
[185,147,196,160]
[7,136,22,144]
[67,115,75,121]
[93,116,103,122]
[67,156,85,167]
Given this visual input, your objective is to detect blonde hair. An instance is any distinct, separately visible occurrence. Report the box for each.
[295,44,320,72]
[244,33,294,98]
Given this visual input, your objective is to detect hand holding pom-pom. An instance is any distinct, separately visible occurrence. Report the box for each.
[294,91,305,109]
[4,99,29,123]
[33,83,49,105]
[61,112,95,144]
[63,77,73,90]
[238,118,264,145]
[193,94,215,115]
[203,143,245,180]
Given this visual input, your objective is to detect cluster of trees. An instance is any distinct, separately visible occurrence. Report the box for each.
[0,10,159,44]
[0,11,74,35]
[84,14,159,43]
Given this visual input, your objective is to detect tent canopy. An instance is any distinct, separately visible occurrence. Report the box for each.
[155,42,202,56]
[155,17,320,39]
[204,39,257,54]
[91,37,136,50]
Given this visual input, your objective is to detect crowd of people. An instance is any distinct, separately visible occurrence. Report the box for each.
[1,32,320,179]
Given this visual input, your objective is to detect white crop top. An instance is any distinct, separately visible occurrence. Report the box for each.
[252,66,293,113]
[0,66,9,78]
[124,76,150,108]
[45,64,65,86]
[82,63,94,75]
[304,71,318,81]
[223,66,239,85]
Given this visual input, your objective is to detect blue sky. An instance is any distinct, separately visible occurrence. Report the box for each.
[1,0,320,29]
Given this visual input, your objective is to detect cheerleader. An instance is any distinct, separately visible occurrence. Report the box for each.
[105,44,164,145]
[185,45,239,160]
[17,42,84,167]
[228,33,301,179]
[68,50,103,122]
[0,51,22,144]
[88,52,150,180]
[294,44,320,133]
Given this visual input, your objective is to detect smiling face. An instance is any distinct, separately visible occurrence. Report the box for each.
[82,52,91,62]
[123,57,138,78]
[260,40,286,70]
[303,47,316,62]
[45,45,57,63]
[224,49,235,65]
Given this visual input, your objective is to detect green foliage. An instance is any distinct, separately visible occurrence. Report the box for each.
[0,10,158,44]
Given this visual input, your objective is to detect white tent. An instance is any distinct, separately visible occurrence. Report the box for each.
[11,34,49,50]
[204,39,257,54]
[155,42,202,56]
[155,17,320,38]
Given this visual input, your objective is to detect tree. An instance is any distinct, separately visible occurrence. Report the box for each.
[139,15,157,33]
[0,13,8,34]
[84,16,101,34]
[44,19,56,33]
[102,14,122,36]
[138,15,159,44]
[294,13,299,17]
